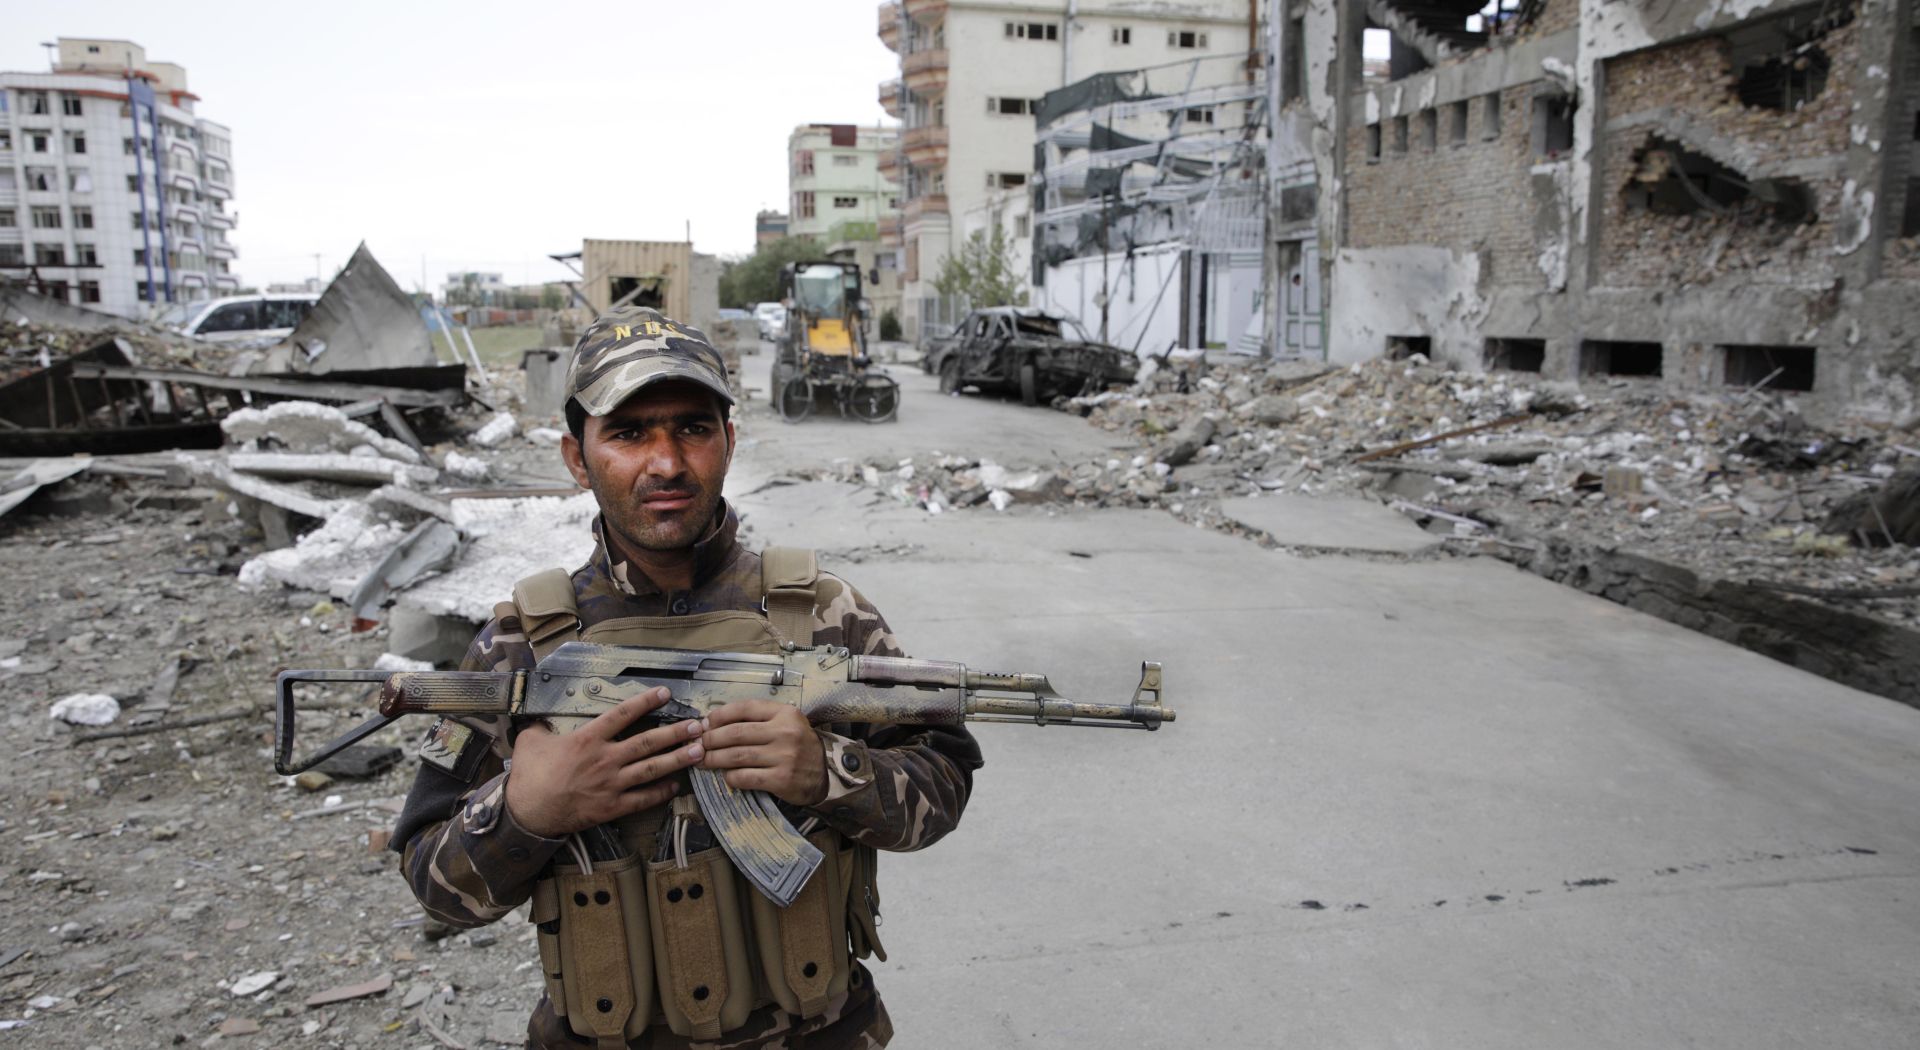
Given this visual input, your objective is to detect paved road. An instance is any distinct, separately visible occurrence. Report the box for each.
[729,375,1920,1049]
[729,353,1127,489]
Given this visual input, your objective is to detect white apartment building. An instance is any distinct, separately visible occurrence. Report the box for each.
[878,0,1256,339]
[0,38,240,320]
[787,123,901,243]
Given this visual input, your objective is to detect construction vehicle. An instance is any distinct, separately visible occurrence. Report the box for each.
[769,260,899,423]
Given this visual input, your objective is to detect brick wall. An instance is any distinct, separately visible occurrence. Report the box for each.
[1526,0,1579,39]
[1595,16,1860,288]
[1345,84,1546,290]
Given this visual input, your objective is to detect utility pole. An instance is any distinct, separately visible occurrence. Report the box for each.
[312,253,322,286]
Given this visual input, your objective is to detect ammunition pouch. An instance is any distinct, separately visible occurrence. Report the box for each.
[645,846,756,1039]
[511,549,886,1043]
[541,855,655,1048]
[750,830,850,1017]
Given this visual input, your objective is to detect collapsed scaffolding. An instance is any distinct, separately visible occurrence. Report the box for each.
[1032,53,1269,357]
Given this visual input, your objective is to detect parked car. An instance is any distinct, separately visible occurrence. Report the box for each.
[923,307,1137,405]
[753,301,787,341]
[162,294,320,345]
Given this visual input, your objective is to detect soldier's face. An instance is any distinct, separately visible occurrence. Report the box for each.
[563,381,734,553]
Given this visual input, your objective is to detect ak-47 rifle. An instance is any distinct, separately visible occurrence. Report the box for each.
[276,642,1172,907]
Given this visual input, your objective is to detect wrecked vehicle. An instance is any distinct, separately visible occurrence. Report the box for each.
[924,307,1137,406]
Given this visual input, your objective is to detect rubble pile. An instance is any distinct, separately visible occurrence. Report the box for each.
[1095,354,1920,624]
[1,316,239,385]
[808,353,1920,629]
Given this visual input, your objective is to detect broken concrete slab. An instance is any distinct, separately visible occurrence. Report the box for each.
[366,484,454,523]
[1217,494,1442,554]
[221,401,422,464]
[227,452,438,487]
[237,501,416,596]
[396,493,599,622]
[345,519,462,621]
[182,458,343,520]
[0,458,93,518]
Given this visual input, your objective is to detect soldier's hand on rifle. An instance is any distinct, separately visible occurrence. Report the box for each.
[505,686,706,838]
[698,701,829,808]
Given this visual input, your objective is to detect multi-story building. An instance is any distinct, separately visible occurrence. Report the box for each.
[786,123,905,329]
[756,209,790,245]
[1263,0,1920,420]
[878,0,1257,340]
[787,123,901,242]
[0,38,240,320]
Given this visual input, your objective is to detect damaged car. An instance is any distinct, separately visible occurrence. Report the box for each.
[924,307,1137,406]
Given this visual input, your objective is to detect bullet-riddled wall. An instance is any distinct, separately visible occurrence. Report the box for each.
[1296,0,1920,423]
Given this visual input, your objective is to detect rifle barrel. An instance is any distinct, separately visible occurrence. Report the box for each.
[964,694,1173,728]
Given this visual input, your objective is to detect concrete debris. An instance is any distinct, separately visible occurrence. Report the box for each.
[229,971,280,997]
[345,519,463,622]
[470,413,519,448]
[222,400,424,464]
[0,458,93,518]
[228,451,440,488]
[185,457,345,521]
[238,500,417,596]
[49,692,120,726]
[367,483,456,523]
[442,450,491,480]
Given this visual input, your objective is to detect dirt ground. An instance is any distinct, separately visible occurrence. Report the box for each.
[1,454,597,1049]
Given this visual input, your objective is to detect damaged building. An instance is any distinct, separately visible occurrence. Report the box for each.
[1032,51,1270,355]
[1266,0,1920,421]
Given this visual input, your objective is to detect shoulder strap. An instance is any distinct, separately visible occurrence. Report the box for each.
[759,547,819,646]
[511,568,582,660]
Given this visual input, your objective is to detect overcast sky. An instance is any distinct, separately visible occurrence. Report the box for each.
[5,1,900,290]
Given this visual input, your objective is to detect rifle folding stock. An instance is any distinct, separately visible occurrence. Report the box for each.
[275,643,1173,905]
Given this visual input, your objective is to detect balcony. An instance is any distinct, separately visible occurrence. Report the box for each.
[878,149,902,179]
[902,48,948,95]
[206,210,234,230]
[877,2,901,51]
[904,0,946,21]
[901,124,948,166]
[879,79,903,118]
[210,243,237,259]
[203,178,230,201]
[878,216,903,246]
[903,195,948,223]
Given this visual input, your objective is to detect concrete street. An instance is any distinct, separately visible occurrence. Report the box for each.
[729,365,1920,1049]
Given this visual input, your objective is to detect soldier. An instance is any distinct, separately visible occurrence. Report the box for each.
[391,307,983,1049]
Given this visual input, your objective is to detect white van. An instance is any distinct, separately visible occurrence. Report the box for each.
[162,293,321,345]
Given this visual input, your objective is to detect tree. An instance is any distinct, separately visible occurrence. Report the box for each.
[933,226,1026,307]
[718,236,824,308]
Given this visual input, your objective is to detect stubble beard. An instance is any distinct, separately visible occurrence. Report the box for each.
[591,471,724,554]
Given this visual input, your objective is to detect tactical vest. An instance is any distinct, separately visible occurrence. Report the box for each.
[508,549,884,1048]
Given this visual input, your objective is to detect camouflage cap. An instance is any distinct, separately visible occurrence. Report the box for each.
[565,306,734,415]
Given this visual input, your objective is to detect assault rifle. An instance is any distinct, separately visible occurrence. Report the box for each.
[275,642,1172,906]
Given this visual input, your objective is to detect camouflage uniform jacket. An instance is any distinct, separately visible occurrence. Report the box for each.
[391,505,984,1049]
